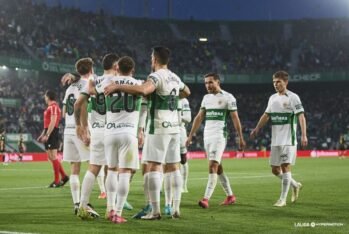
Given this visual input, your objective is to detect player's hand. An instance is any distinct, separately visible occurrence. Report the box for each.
[250,128,259,139]
[239,137,246,151]
[104,83,118,96]
[301,135,308,148]
[61,73,75,86]
[185,136,193,147]
[37,135,43,142]
[41,135,48,143]
[76,126,84,140]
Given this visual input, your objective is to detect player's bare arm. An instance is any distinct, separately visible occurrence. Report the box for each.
[186,109,205,147]
[179,85,191,98]
[230,111,246,150]
[104,79,155,96]
[298,113,308,147]
[250,113,270,139]
[74,94,89,143]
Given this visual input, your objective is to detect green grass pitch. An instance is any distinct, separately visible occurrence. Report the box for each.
[0,157,348,234]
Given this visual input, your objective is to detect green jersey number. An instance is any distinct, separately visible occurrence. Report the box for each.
[95,93,106,115]
[66,94,76,116]
[168,88,177,111]
[109,92,137,113]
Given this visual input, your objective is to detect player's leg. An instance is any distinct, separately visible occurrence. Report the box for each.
[163,134,182,218]
[141,134,168,220]
[199,138,224,208]
[180,128,189,193]
[105,135,118,220]
[112,135,139,223]
[97,165,106,199]
[217,163,236,205]
[132,163,152,219]
[51,129,68,185]
[271,146,301,205]
[47,149,61,187]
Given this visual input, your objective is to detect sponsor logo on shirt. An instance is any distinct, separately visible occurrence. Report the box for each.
[106,123,134,129]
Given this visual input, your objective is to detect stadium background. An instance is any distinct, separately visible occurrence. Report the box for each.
[0,1,349,234]
[1,0,348,158]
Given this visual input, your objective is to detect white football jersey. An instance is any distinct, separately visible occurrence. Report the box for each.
[178,98,191,127]
[63,78,88,135]
[200,90,237,140]
[95,75,142,137]
[265,90,304,146]
[146,68,185,135]
[87,74,109,135]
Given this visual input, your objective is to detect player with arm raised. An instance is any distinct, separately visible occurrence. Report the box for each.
[104,46,190,220]
[62,58,91,214]
[96,56,143,223]
[76,53,119,219]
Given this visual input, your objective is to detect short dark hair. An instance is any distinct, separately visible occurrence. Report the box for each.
[152,46,170,65]
[102,53,119,70]
[204,72,220,81]
[273,71,289,81]
[45,90,56,101]
[118,56,135,75]
[75,58,94,76]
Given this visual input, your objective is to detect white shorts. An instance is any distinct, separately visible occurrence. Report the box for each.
[104,134,139,169]
[180,127,188,154]
[143,134,180,164]
[63,134,90,162]
[204,137,227,164]
[270,145,297,166]
[89,133,106,166]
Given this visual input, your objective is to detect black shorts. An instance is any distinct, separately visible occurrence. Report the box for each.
[339,144,346,151]
[44,128,59,150]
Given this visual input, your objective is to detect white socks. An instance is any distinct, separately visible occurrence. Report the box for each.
[280,172,292,201]
[97,168,106,194]
[218,173,233,196]
[115,173,131,216]
[180,163,189,191]
[143,172,151,206]
[69,174,80,204]
[276,172,298,188]
[204,173,218,200]
[80,170,96,208]
[106,171,118,212]
[148,171,162,214]
[172,170,183,213]
[164,173,172,206]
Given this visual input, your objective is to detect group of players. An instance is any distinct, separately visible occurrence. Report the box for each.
[38,46,309,224]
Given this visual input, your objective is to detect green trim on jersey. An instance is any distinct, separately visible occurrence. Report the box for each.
[87,101,92,113]
[148,94,179,111]
[81,92,90,97]
[291,114,296,145]
[269,112,295,125]
[149,93,156,134]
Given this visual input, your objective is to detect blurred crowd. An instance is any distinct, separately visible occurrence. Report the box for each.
[1,0,349,73]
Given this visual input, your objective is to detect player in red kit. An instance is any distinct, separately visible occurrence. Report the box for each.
[38,90,69,188]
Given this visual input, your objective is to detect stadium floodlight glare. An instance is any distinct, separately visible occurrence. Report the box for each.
[1,65,8,69]
[15,67,19,71]
[199,37,208,42]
